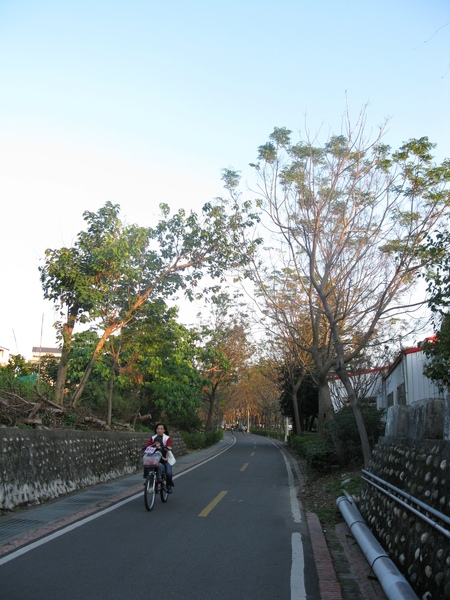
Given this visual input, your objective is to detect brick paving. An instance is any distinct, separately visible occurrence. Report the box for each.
[335,522,387,600]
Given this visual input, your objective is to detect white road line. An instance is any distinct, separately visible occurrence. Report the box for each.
[269,439,306,598]
[291,532,307,600]
[0,494,138,566]
[0,436,236,566]
[279,446,302,523]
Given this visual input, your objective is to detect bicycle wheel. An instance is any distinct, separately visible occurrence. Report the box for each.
[144,472,156,511]
[160,474,169,503]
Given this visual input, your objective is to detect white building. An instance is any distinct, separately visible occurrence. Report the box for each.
[30,346,62,363]
[328,367,387,410]
[378,344,444,409]
[0,345,10,366]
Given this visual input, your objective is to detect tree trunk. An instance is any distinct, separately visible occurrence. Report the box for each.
[335,365,372,468]
[204,394,215,433]
[317,378,333,438]
[71,328,113,407]
[291,373,303,435]
[54,311,77,405]
[107,357,116,427]
[317,378,347,465]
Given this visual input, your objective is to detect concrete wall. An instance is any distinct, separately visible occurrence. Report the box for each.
[385,397,448,440]
[359,438,450,600]
[0,428,187,511]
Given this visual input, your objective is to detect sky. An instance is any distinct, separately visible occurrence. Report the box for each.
[0,0,449,359]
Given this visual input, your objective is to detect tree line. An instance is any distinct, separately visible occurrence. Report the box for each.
[2,109,449,467]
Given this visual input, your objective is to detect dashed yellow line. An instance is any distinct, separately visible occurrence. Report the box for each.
[198,491,228,517]
[240,463,249,472]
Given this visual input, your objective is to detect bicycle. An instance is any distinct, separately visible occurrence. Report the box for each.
[142,449,169,511]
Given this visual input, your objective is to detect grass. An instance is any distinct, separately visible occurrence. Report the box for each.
[297,458,363,525]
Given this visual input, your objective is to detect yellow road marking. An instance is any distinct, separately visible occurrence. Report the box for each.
[251,452,255,456]
[198,491,228,517]
[240,463,249,471]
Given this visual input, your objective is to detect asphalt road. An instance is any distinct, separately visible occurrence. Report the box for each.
[0,434,320,599]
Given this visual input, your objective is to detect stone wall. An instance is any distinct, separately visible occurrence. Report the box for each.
[359,438,450,600]
[0,428,187,511]
[385,397,449,440]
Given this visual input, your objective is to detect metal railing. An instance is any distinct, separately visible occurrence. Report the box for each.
[361,469,450,540]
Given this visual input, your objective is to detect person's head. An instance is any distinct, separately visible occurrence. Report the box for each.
[154,423,169,436]
[153,435,164,448]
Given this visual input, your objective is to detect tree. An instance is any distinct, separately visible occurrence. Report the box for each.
[420,229,450,389]
[279,363,318,433]
[197,310,254,432]
[40,199,260,407]
[63,302,203,429]
[40,202,127,404]
[133,307,203,430]
[223,361,283,430]
[229,111,450,467]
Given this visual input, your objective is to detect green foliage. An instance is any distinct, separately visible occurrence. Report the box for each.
[180,428,224,450]
[289,434,334,471]
[0,356,41,402]
[133,423,153,433]
[0,371,35,400]
[279,368,318,433]
[62,413,77,428]
[325,405,385,463]
[421,314,450,390]
[421,229,450,315]
[314,472,362,524]
[2,354,36,377]
[418,228,450,390]
[37,355,59,386]
[251,428,285,441]
[40,198,262,405]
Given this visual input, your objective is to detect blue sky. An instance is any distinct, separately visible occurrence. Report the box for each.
[0,0,449,358]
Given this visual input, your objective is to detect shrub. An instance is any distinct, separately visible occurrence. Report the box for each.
[181,428,223,450]
[325,404,385,463]
[251,428,285,441]
[289,434,334,471]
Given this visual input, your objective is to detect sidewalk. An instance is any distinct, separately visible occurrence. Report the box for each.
[0,433,386,599]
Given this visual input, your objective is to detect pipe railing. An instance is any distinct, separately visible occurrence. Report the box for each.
[362,469,450,539]
[336,492,418,600]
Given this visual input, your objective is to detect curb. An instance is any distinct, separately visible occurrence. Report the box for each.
[307,512,343,600]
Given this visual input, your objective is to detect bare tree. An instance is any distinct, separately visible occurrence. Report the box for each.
[227,109,450,467]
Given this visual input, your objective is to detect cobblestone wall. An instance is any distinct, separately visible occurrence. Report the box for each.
[0,428,187,511]
[359,438,450,600]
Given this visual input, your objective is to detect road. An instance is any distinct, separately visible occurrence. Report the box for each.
[0,434,320,599]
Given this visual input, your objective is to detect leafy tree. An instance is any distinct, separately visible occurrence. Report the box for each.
[228,111,450,467]
[421,314,450,390]
[36,354,60,387]
[419,229,450,389]
[133,307,204,430]
[279,368,318,433]
[324,404,385,463]
[40,202,126,404]
[197,314,254,432]
[40,199,260,407]
[220,355,282,430]
[2,354,35,377]
[61,302,203,428]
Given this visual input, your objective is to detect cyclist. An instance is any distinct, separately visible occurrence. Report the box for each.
[144,423,175,493]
